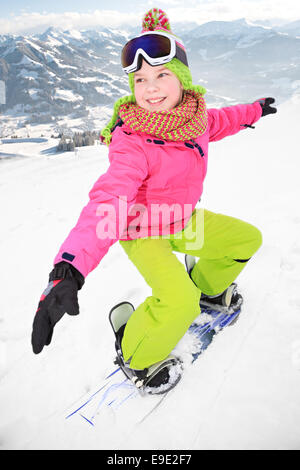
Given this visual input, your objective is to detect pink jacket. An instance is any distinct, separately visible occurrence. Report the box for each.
[54,102,262,277]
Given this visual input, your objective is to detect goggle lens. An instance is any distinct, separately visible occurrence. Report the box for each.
[121,34,172,69]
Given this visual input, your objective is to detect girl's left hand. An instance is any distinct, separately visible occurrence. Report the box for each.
[254,97,277,117]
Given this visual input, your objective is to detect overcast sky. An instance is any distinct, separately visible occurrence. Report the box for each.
[1,0,300,35]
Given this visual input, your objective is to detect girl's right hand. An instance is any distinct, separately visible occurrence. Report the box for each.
[31,262,84,354]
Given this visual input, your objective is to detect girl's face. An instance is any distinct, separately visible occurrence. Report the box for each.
[134,60,184,112]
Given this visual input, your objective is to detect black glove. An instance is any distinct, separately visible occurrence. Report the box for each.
[31,262,84,354]
[255,97,277,117]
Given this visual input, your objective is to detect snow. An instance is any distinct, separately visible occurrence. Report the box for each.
[44,37,64,47]
[28,89,39,100]
[54,89,82,102]
[1,96,300,450]
[95,86,111,96]
[17,55,42,67]
[70,77,98,84]
[18,69,39,81]
[46,54,77,70]
[25,39,44,54]
[64,30,84,41]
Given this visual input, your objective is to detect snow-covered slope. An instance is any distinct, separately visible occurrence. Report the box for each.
[0,96,300,450]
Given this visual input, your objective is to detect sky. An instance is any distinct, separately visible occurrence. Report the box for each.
[1,0,300,35]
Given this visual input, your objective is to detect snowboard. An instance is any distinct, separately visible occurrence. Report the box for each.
[65,301,241,426]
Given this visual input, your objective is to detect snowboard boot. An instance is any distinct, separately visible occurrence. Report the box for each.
[109,302,183,394]
[200,283,243,314]
[185,255,243,314]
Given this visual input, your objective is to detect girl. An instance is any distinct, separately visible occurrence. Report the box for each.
[31,9,277,392]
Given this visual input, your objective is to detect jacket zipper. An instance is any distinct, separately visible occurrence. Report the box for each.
[190,139,204,158]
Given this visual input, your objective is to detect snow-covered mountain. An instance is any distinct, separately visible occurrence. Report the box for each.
[274,20,300,38]
[185,19,300,106]
[0,18,299,134]
[0,27,130,133]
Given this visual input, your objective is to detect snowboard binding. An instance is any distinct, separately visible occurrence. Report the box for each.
[109,301,183,395]
[185,255,243,315]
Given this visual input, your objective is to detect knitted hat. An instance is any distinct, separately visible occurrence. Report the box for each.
[101,8,206,144]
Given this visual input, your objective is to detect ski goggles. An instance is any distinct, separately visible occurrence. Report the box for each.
[121,31,189,74]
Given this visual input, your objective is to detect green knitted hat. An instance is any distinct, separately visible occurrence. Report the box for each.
[101,8,206,145]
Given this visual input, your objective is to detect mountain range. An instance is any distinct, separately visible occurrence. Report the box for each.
[0,18,299,134]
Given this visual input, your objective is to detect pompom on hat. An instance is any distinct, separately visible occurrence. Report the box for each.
[101,8,206,145]
[141,7,172,32]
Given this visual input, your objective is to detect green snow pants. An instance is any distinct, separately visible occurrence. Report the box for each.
[119,209,262,370]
